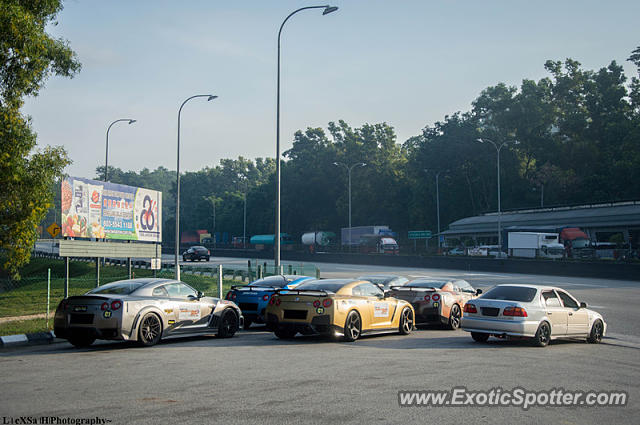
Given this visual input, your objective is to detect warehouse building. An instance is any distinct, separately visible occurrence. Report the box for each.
[441,201,640,249]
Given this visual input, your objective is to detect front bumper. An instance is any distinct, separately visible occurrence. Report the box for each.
[461,316,540,337]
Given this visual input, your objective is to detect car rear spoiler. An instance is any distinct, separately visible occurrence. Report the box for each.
[389,286,436,292]
[230,285,278,291]
[274,289,330,297]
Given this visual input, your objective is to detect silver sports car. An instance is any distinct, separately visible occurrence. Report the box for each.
[54,278,243,347]
[460,284,606,347]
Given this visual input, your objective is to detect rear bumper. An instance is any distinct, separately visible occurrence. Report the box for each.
[461,316,540,337]
[54,326,125,341]
[265,313,338,335]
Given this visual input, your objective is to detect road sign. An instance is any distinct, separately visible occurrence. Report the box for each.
[151,258,162,270]
[46,223,61,238]
[408,230,432,239]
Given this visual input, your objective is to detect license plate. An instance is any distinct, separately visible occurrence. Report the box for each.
[73,306,87,312]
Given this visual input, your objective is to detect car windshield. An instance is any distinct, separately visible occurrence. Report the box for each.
[87,281,146,295]
[480,286,537,302]
[294,279,350,293]
[405,280,448,289]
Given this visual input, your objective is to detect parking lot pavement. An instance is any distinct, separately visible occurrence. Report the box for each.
[1,326,638,425]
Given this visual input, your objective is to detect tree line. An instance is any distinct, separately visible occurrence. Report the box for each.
[89,50,640,247]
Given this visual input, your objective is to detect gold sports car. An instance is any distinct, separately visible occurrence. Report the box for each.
[265,279,415,341]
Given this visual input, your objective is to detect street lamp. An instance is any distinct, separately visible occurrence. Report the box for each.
[274,4,338,272]
[424,169,447,250]
[476,137,520,251]
[334,162,366,252]
[105,119,136,182]
[175,94,217,280]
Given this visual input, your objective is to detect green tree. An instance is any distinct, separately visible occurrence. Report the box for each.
[0,0,80,277]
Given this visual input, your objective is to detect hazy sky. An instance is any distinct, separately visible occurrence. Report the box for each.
[22,0,640,179]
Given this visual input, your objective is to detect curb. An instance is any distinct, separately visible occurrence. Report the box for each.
[0,331,58,348]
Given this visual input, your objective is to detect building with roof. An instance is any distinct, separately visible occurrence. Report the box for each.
[441,201,640,249]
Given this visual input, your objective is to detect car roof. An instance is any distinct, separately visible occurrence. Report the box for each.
[490,283,561,292]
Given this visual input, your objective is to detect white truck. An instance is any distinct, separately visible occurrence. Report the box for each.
[507,232,565,259]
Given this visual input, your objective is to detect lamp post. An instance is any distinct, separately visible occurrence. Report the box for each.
[476,138,519,251]
[424,169,446,250]
[175,94,217,280]
[274,4,338,272]
[105,119,136,182]
[334,162,366,251]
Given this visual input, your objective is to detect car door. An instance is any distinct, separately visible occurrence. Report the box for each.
[361,283,393,328]
[151,285,178,332]
[556,290,589,335]
[164,283,211,333]
[541,290,568,336]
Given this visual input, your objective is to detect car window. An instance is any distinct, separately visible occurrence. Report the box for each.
[88,280,146,295]
[164,283,197,298]
[481,286,537,302]
[457,280,475,293]
[152,286,169,297]
[360,283,384,297]
[556,290,579,308]
[542,290,562,307]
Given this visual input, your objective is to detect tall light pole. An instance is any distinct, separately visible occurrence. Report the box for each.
[275,5,338,272]
[105,119,136,181]
[476,138,519,251]
[424,169,446,250]
[334,162,366,251]
[175,94,217,280]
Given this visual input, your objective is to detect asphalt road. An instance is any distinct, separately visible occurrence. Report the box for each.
[4,254,640,424]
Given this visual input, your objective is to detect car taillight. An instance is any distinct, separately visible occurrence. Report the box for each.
[431,294,441,302]
[60,300,69,310]
[111,300,122,310]
[423,294,431,302]
[225,291,232,300]
[313,300,321,308]
[231,293,237,300]
[269,296,277,305]
[101,302,109,311]
[207,250,210,255]
[464,303,477,313]
[262,294,269,301]
[503,306,527,317]
[275,298,281,306]
[323,299,332,308]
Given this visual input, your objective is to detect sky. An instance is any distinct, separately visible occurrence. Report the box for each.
[22,0,640,179]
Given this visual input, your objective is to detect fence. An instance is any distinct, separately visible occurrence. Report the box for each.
[0,255,320,336]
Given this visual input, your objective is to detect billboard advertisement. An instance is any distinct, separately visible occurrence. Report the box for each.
[61,176,162,242]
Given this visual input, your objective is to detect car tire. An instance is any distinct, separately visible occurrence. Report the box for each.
[206,257,210,262]
[243,319,252,330]
[274,327,297,339]
[531,321,551,347]
[447,304,461,330]
[182,256,187,262]
[68,332,96,348]
[471,332,490,343]
[587,319,604,344]
[138,312,162,347]
[343,310,362,342]
[217,309,238,338]
[399,307,414,335]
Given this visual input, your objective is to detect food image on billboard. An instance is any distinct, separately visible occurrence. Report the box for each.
[61,177,162,242]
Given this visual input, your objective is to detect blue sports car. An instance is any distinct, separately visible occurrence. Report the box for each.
[226,275,314,329]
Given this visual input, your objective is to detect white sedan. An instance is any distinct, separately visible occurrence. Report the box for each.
[460,284,606,347]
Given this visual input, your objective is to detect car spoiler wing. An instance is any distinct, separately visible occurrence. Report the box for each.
[230,285,279,291]
[274,289,330,297]
[389,285,437,292]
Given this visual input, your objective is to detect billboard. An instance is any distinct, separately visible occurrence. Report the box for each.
[61,176,162,242]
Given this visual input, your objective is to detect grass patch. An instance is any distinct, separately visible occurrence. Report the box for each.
[0,258,241,323]
[0,318,51,336]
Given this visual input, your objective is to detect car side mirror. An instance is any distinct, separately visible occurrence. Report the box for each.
[580,302,587,309]
[382,290,391,298]
[197,291,204,299]
[476,289,483,295]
